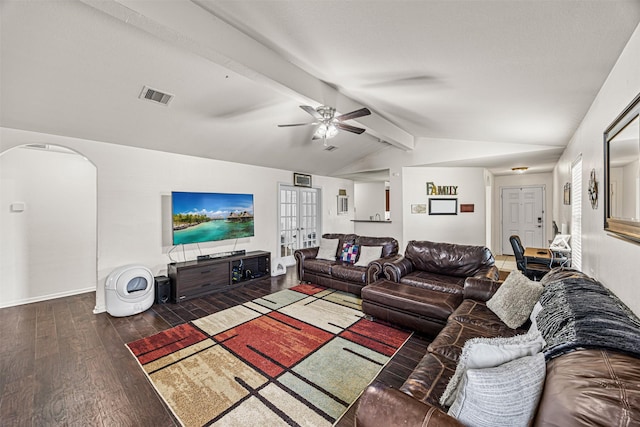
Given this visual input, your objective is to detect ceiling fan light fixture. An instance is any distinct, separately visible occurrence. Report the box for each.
[326,123,339,138]
[280,104,370,142]
[314,123,328,138]
[314,123,339,140]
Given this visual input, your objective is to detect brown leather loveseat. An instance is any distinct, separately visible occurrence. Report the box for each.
[384,240,500,295]
[294,233,399,295]
[355,268,640,426]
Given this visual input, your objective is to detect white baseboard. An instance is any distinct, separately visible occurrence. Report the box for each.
[0,286,96,309]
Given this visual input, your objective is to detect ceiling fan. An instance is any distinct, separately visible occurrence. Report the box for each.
[278,105,371,143]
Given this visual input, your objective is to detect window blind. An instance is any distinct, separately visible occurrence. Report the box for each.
[571,157,582,271]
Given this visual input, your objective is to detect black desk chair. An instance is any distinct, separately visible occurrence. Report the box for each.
[509,235,551,281]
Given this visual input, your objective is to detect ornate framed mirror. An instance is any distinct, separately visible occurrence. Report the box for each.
[604,92,640,243]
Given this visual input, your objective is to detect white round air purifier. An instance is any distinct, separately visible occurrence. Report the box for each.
[105,265,155,317]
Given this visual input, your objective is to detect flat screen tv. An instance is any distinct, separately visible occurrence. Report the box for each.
[172,191,254,245]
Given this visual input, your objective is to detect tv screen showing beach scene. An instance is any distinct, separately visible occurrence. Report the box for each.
[172,191,254,245]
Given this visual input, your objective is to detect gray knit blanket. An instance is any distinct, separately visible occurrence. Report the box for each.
[535,272,640,359]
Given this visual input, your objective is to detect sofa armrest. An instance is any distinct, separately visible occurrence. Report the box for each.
[383,256,414,282]
[355,382,463,427]
[463,277,503,301]
[294,247,319,280]
[473,265,500,281]
[367,255,402,284]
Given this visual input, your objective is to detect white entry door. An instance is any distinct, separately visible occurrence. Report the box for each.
[501,186,545,255]
[279,185,320,264]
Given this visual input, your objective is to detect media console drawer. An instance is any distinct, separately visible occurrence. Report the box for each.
[167,250,270,302]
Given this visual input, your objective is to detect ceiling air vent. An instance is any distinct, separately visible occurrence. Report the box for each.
[139,86,174,106]
[324,145,338,152]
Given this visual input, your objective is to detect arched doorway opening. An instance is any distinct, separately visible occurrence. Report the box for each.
[0,144,97,308]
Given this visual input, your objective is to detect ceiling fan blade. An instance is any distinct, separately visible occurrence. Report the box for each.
[277,122,317,127]
[335,122,366,134]
[300,105,323,120]
[335,107,371,122]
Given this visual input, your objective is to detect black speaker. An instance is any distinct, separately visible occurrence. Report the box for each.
[154,275,171,304]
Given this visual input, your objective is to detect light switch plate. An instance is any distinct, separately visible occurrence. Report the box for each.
[10,202,25,212]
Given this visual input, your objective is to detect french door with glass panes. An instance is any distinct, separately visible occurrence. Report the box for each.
[279,185,320,263]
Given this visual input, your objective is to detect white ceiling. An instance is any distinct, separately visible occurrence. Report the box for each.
[1,1,639,178]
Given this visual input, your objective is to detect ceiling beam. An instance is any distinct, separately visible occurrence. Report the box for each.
[80,0,414,150]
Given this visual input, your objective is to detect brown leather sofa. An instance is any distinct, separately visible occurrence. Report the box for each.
[384,240,500,295]
[359,240,500,336]
[294,233,399,295]
[355,269,640,426]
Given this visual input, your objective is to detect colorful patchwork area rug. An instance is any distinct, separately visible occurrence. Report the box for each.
[127,284,412,427]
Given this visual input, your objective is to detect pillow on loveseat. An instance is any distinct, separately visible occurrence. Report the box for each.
[316,238,340,261]
[340,243,359,263]
[355,246,383,267]
[487,270,543,329]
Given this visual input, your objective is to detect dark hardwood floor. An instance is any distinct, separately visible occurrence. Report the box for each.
[0,268,431,426]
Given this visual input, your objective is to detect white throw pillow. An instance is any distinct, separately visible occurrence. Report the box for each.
[316,238,339,261]
[448,353,546,427]
[440,330,545,407]
[354,245,383,267]
[487,270,543,329]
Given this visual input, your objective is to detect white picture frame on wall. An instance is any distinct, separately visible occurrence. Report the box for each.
[429,198,458,215]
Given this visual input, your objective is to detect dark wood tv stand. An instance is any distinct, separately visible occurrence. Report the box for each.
[167,250,270,303]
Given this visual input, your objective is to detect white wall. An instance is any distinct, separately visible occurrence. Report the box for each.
[0,146,97,307]
[553,23,640,316]
[402,167,487,247]
[0,127,354,313]
[492,172,554,255]
[354,181,386,220]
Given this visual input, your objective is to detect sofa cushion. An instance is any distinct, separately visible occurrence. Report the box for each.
[447,353,546,426]
[400,271,465,295]
[405,240,495,278]
[534,349,640,427]
[340,243,359,263]
[303,258,334,275]
[331,263,367,283]
[399,352,458,409]
[486,270,543,329]
[355,245,383,267]
[428,320,520,363]
[449,300,525,335]
[317,237,340,260]
[440,330,546,406]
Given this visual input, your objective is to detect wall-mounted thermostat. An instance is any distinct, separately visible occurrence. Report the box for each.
[10,202,26,212]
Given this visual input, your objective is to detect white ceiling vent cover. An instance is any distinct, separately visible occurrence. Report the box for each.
[139,86,174,106]
[324,145,338,152]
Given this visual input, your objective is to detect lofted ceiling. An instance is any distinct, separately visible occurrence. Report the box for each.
[1,1,639,178]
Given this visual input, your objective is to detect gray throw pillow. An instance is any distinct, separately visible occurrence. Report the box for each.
[440,330,545,407]
[448,353,546,427]
[486,270,543,329]
[316,238,339,261]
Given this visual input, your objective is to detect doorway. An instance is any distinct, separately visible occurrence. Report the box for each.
[501,186,545,255]
[0,144,97,308]
[278,184,320,264]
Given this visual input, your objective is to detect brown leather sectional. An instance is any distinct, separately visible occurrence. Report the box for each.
[355,269,640,426]
[294,233,399,295]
